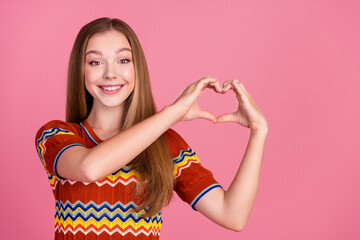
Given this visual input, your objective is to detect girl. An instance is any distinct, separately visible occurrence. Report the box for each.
[36,17,268,240]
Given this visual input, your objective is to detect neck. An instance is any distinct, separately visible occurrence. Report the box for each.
[86,104,124,134]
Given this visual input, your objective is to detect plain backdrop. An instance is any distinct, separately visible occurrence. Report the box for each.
[1,0,359,239]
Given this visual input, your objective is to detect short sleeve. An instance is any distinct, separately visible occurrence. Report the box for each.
[165,129,222,210]
[35,120,86,179]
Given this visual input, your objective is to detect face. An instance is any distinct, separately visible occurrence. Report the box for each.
[84,30,135,111]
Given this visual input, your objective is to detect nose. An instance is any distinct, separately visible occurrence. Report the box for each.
[104,64,117,80]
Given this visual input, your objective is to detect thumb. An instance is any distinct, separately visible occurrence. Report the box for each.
[216,112,237,123]
[198,110,217,123]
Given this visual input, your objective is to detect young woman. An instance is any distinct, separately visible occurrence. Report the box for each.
[35,17,268,240]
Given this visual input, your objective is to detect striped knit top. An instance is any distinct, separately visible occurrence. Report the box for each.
[35,119,221,240]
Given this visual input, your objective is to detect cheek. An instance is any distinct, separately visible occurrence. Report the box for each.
[84,68,99,94]
[84,79,94,98]
[129,70,136,90]
[122,65,134,77]
[121,65,136,87]
[85,67,102,84]
[85,67,94,81]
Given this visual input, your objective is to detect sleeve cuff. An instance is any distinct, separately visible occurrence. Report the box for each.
[190,184,222,211]
[54,144,86,180]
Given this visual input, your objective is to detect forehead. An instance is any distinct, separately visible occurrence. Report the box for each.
[86,30,131,51]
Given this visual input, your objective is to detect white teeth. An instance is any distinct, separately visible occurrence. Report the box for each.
[102,86,121,91]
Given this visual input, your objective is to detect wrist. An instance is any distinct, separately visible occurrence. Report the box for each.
[250,124,268,135]
[160,105,182,125]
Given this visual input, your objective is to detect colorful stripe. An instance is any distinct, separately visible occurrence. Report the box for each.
[55,200,162,236]
[172,148,201,178]
[190,184,222,210]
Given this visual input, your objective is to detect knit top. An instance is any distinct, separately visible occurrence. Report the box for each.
[35,120,221,239]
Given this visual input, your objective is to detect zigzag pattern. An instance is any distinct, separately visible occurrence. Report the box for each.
[48,174,59,190]
[96,166,140,186]
[54,200,162,236]
[36,128,75,170]
[55,224,160,236]
[50,165,140,189]
[55,200,161,222]
[172,148,201,178]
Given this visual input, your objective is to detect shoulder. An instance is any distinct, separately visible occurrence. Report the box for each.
[164,128,189,147]
[164,128,191,158]
[35,120,86,178]
[35,120,82,141]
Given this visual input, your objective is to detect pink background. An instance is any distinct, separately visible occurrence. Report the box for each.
[1,0,359,239]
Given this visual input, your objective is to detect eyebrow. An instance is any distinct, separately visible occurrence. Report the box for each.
[85,47,132,56]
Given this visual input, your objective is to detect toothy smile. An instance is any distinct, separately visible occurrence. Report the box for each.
[98,84,124,95]
[100,86,122,91]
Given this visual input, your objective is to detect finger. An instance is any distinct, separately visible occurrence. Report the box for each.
[197,77,223,94]
[230,80,242,94]
[222,80,233,93]
[216,112,238,123]
[198,110,217,123]
[207,80,223,93]
[232,80,253,101]
[237,82,254,101]
[197,77,218,91]
[231,80,249,102]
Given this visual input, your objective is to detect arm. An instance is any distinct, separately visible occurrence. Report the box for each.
[57,77,223,182]
[194,80,268,231]
[58,106,179,182]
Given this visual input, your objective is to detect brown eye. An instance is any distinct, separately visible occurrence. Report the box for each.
[119,59,130,64]
[89,61,101,66]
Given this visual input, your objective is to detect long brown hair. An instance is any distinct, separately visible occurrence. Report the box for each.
[66,17,173,217]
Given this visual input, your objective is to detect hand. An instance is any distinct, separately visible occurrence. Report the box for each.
[171,76,222,123]
[217,80,268,131]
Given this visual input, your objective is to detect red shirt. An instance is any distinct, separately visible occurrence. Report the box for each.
[35,119,221,240]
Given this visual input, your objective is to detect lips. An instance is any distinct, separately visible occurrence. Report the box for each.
[101,86,121,91]
[98,84,124,94]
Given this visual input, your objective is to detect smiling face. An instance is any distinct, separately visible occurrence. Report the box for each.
[84,30,135,112]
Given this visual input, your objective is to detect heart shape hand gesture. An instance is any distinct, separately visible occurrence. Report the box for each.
[172,77,268,131]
